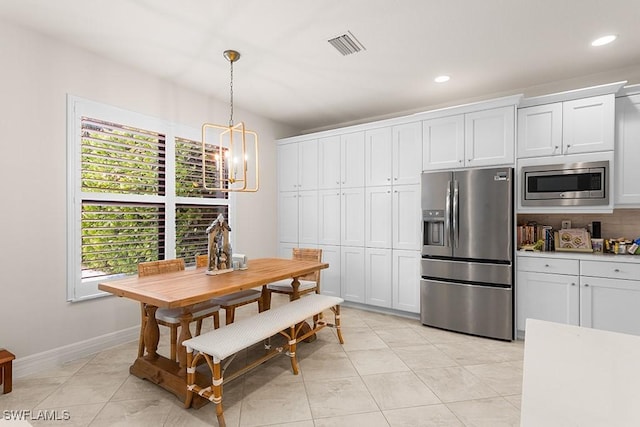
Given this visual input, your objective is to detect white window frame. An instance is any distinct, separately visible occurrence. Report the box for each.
[66,95,235,301]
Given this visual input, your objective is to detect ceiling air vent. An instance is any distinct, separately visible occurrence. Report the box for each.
[328,31,366,56]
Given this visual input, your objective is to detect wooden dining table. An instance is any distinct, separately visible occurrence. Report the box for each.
[98,257,328,407]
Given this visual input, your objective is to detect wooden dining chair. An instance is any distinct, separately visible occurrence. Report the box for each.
[196,255,263,325]
[266,248,323,301]
[137,259,220,361]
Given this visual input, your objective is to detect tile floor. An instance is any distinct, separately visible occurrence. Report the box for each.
[0,295,524,426]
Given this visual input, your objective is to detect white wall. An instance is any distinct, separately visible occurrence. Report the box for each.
[0,20,295,364]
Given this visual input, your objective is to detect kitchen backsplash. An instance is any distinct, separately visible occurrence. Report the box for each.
[517,209,640,240]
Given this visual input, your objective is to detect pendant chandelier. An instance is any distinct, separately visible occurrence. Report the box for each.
[202,49,259,192]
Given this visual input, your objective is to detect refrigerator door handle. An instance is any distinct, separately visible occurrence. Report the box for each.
[453,180,459,248]
[445,181,451,247]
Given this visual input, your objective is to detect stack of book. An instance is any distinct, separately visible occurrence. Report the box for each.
[517,223,554,251]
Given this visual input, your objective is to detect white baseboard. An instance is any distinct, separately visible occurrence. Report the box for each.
[13,326,139,379]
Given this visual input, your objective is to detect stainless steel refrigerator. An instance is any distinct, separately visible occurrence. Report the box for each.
[420,167,514,340]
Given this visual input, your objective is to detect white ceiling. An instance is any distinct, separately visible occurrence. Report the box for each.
[1,0,640,132]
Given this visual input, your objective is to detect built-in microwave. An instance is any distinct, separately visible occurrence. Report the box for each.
[521,160,608,207]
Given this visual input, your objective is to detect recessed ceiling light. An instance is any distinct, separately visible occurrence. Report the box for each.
[591,34,617,47]
[434,75,450,83]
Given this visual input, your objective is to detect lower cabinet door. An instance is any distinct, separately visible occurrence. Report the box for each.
[318,245,341,297]
[516,271,579,333]
[581,276,640,336]
[341,246,365,303]
[365,248,392,308]
[392,250,420,313]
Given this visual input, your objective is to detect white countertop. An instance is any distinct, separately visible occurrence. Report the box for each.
[517,250,640,264]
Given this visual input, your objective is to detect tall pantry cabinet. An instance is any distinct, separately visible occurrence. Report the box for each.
[278,121,422,313]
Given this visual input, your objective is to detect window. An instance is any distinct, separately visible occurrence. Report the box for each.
[67,96,233,301]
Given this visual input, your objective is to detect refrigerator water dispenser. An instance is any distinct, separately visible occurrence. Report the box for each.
[423,210,445,246]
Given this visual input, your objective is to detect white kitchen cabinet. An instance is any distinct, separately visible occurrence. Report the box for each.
[365,184,420,250]
[516,270,579,332]
[318,189,341,246]
[277,139,318,191]
[580,260,640,336]
[422,115,465,170]
[318,135,341,189]
[563,95,615,154]
[365,248,392,308]
[278,191,299,243]
[278,190,318,245]
[392,122,422,185]
[580,276,640,336]
[319,132,366,190]
[365,127,393,186]
[516,255,580,334]
[392,249,420,313]
[366,123,422,187]
[340,187,365,247]
[465,106,515,168]
[517,94,615,159]
[392,184,421,250]
[517,103,563,158]
[297,190,318,245]
[341,246,366,303]
[365,186,392,248]
[615,94,640,206]
[423,106,514,170]
[517,254,640,338]
[318,245,341,297]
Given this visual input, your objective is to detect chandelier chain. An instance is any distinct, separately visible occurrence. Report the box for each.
[229,58,234,126]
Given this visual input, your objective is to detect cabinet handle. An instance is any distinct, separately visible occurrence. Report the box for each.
[468,159,472,162]
[544,264,550,268]
[387,177,391,181]
[394,177,398,181]
[565,144,571,153]
[584,283,589,287]
[614,268,620,273]
[571,283,576,286]
[387,190,391,194]
[336,180,340,184]
[459,160,463,163]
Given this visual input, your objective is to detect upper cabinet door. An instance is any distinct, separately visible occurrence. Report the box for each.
[277,143,299,192]
[615,94,640,206]
[318,135,341,190]
[423,115,465,170]
[365,127,393,187]
[392,122,422,185]
[464,106,515,168]
[298,139,318,191]
[341,132,365,188]
[517,103,563,158]
[562,94,615,155]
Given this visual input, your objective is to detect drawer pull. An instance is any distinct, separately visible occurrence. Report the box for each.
[614,269,620,273]
[571,283,576,286]
[584,283,589,287]
[544,264,550,268]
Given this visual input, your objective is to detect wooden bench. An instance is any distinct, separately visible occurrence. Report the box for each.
[0,349,15,394]
[183,293,344,427]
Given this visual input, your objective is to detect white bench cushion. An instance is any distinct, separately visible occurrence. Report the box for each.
[183,294,343,361]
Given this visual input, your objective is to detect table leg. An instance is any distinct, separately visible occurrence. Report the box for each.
[177,311,194,368]
[290,278,301,301]
[261,285,271,311]
[143,305,160,359]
